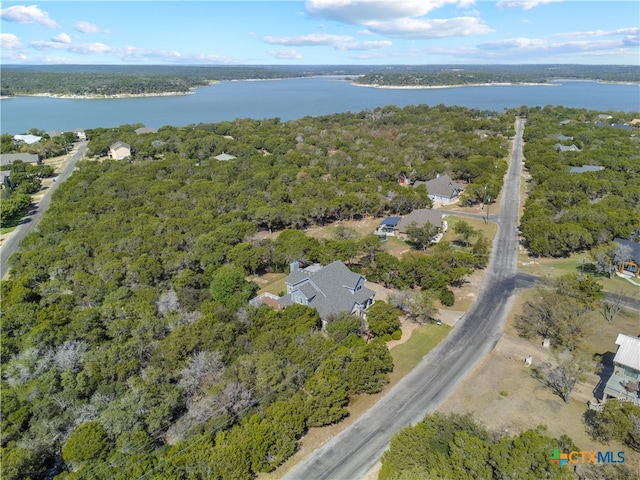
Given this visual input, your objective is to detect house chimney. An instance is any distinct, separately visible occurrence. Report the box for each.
[290,261,299,272]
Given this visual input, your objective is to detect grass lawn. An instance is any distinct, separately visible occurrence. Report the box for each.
[389,323,452,380]
[517,250,639,294]
[441,215,498,246]
[250,272,287,296]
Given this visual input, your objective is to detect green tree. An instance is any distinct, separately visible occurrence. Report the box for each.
[405,222,439,251]
[62,421,111,465]
[453,220,477,247]
[366,301,401,337]
[210,265,257,309]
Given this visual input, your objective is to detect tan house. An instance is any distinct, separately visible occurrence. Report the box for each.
[109,141,131,160]
[395,209,444,236]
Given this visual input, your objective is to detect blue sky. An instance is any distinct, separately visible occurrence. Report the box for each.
[1,1,638,65]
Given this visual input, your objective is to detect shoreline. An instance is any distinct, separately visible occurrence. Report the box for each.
[351,81,554,90]
[1,90,197,100]
[351,79,640,90]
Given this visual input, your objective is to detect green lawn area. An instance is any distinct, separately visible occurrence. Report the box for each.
[441,215,498,245]
[389,323,452,380]
[251,272,288,296]
[517,251,639,294]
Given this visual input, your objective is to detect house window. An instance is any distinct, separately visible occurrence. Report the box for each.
[623,366,639,379]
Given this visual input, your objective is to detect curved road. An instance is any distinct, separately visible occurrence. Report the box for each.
[0,141,87,280]
[284,118,527,480]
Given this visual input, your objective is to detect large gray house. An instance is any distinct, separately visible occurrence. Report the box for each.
[251,260,376,320]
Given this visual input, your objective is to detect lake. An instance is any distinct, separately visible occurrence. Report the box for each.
[1,76,638,134]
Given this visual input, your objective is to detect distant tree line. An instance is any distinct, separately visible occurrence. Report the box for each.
[354,64,640,87]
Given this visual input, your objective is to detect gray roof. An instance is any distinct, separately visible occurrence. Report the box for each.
[396,209,443,233]
[423,174,464,199]
[135,127,158,134]
[0,153,39,166]
[555,144,581,152]
[281,260,375,319]
[570,165,604,174]
[214,153,236,161]
[110,141,131,150]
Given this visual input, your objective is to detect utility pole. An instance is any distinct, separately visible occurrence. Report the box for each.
[486,196,490,224]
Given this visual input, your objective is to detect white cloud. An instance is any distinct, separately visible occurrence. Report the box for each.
[475,35,639,61]
[304,0,489,40]
[30,40,111,54]
[74,21,109,34]
[496,0,561,10]
[268,49,303,60]
[1,33,23,49]
[560,27,639,38]
[263,33,354,46]
[52,33,72,44]
[365,16,493,38]
[339,40,392,50]
[0,4,58,27]
[306,0,473,23]
[263,33,391,51]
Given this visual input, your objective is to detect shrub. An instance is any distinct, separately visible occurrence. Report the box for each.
[391,330,402,341]
[439,288,455,307]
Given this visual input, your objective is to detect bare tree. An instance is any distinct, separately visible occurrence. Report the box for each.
[178,350,225,404]
[602,289,637,323]
[548,359,583,404]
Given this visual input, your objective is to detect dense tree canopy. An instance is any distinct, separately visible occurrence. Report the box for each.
[379,412,574,480]
[519,106,640,257]
[1,104,634,478]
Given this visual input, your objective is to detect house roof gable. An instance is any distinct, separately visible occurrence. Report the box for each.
[424,174,464,198]
[396,209,443,233]
[282,260,374,318]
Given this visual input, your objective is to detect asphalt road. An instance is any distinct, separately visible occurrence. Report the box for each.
[283,118,528,480]
[0,141,87,280]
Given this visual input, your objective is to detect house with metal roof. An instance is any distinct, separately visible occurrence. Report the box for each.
[603,333,640,405]
[569,165,604,174]
[13,134,42,145]
[109,141,131,160]
[214,152,236,161]
[276,260,375,320]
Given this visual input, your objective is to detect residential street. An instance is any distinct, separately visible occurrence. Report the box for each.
[0,141,87,280]
[283,117,527,480]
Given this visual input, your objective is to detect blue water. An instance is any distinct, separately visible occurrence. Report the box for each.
[1,77,638,134]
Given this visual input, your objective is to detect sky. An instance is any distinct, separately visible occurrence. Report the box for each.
[0,1,638,65]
